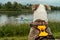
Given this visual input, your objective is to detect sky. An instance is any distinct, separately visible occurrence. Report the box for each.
[0,0,60,6]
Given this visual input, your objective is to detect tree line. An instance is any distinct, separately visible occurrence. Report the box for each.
[51,6,60,10]
[0,2,60,16]
[0,2,32,11]
[0,1,60,11]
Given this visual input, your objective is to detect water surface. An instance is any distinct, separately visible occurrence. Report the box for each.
[0,11,60,25]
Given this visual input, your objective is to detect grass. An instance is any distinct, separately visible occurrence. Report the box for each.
[0,36,28,40]
[0,32,60,40]
[0,22,60,40]
[0,23,30,37]
[53,32,60,39]
[48,22,60,33]
[48,22,60,38]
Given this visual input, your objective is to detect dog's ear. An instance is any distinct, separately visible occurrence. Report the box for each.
[32,4,39,13]
[44,4,51,11]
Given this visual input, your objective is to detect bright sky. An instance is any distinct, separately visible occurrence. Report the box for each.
[0,0,60,6]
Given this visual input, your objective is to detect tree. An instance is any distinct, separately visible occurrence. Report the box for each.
[13,2,20,11]
[0,3,2,9]
[5,2,12,10]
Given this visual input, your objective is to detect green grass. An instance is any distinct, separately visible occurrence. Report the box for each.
[53,32,60,38]
[0,32,60,40]
[0,36,28,40]
[48,22,60,33]
[0,22,60,40]
[0,23,30,37]
[48,22,60,38]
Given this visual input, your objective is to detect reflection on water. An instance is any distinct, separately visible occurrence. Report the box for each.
[0,15,8,25]
[48,11,60,22]
[0,11,60,25]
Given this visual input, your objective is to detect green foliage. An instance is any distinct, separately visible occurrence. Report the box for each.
[0,36,28,40]
[0,2,32,16]
[48,22,60,33]
[12,2,20,11]
[0,22,60,38]
[51,6,60,10]
[5,2,12,10]
[0,3,2,9]
[0,1,32,11]
[0,24,30,37]
[0,2,60,12]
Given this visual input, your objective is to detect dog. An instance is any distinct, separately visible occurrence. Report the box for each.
[28,4,54,40]
[32,4,51,22]
[30,19,55,40]
[32,4,51,13]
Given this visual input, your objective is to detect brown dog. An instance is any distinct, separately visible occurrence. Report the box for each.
[28,4,53,40]
[29,19,55,40]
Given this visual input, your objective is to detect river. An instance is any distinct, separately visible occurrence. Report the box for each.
[0,10,60,25]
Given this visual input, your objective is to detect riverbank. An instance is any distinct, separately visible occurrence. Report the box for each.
[0,10,60,17]
[0,11,32,16]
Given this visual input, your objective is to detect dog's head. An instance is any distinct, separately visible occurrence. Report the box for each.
[44,4,51,11]
[32,4,51,13]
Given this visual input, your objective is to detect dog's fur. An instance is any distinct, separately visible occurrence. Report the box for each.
[30,19,55,40]
[28,4,54,40]
[32,4,51,13]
